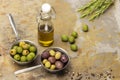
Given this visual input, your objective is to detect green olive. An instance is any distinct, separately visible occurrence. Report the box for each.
[13,46,18,50]
[68,36,75,44]
[19,41,26,47]
[27,54,34,61]
[10,49,16,56]
[20,56,27,62]
[70,44,78,51]
[49,50,56,57]
[50,65,56,70]
[22,50,29,56]
[29,46,36,52]
[22,44,30,50]
[42,59,48,64]
[71,31,78,38]
[45,61,51,68]
[14,54,21,61]
[29,52,35,58]
[61,35,68,42]
[82,24,89,32]
[55,51,62,59]
[16,47,23,54]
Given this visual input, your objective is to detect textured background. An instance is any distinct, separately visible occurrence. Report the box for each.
[0,0,120,80]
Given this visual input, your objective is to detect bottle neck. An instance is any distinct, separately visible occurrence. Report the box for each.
[38,13,53,32]
[40,12,51,21]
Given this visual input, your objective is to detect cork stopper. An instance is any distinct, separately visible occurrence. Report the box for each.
[41,3,51,13]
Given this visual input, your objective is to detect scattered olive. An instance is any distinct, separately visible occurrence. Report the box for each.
[45,61,51,68]
[61,35,68,42]
[70,44,78,51]
[71,31,78,38]
[82,24,89,32]
[61,31,79,52]
[10,49,16,56]
[49,50,56,57]
[50,65,56,70]
[68,36,75,44]
[16,47,23,54]
[60,54,68,63]
[22,50,29,56]
[14,54,20,61]
[29,46,36,52]
[55,61,64,69]
[55,51,62,59]
[21,56,27,62]
[41,51,50,59]
[48,57,56,64]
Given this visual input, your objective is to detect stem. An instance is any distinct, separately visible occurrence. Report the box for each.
[89,0,114,21]
[78,0,98,12]
[80,0,105,18]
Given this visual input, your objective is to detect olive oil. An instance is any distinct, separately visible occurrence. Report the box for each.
[38,24,54,46]
[37,3,56,46]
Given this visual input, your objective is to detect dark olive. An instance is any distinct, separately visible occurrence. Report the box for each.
[48,57,56,64]
[60,54,68,63]
[41,51,50,59]
[55,61,64,69]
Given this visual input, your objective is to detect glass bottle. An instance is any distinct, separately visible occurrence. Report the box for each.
[37,3,56,47]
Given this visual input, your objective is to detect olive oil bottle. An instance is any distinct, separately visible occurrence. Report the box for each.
[38,24,54,46]
[37,3,55,46]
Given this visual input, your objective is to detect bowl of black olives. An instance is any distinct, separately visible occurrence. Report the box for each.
[9,40,38,65]
[40,47,70,73]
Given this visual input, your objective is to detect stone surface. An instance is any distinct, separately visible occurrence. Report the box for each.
[0,0,120,80]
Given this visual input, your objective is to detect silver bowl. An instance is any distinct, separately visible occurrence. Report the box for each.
[40,47,70,73]
[7,14,38,65]
[9,40,38,65]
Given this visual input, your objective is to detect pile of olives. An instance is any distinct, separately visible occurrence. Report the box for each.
[10,41,37,62]
[61,31,78,51]
[41,49,69,70]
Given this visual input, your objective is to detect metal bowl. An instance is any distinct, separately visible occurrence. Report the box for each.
[9,40,38,65]
[40,47,70,73]
[7,14,38,65]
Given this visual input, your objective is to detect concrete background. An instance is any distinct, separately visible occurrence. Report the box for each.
[0,0,120,80]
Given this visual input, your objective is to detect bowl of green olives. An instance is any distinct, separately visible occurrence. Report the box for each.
[40,47,70,73]
[9,40,38,65]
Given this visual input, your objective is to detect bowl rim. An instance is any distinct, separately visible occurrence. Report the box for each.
[40,47,70,72]
[9,40,38,65]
